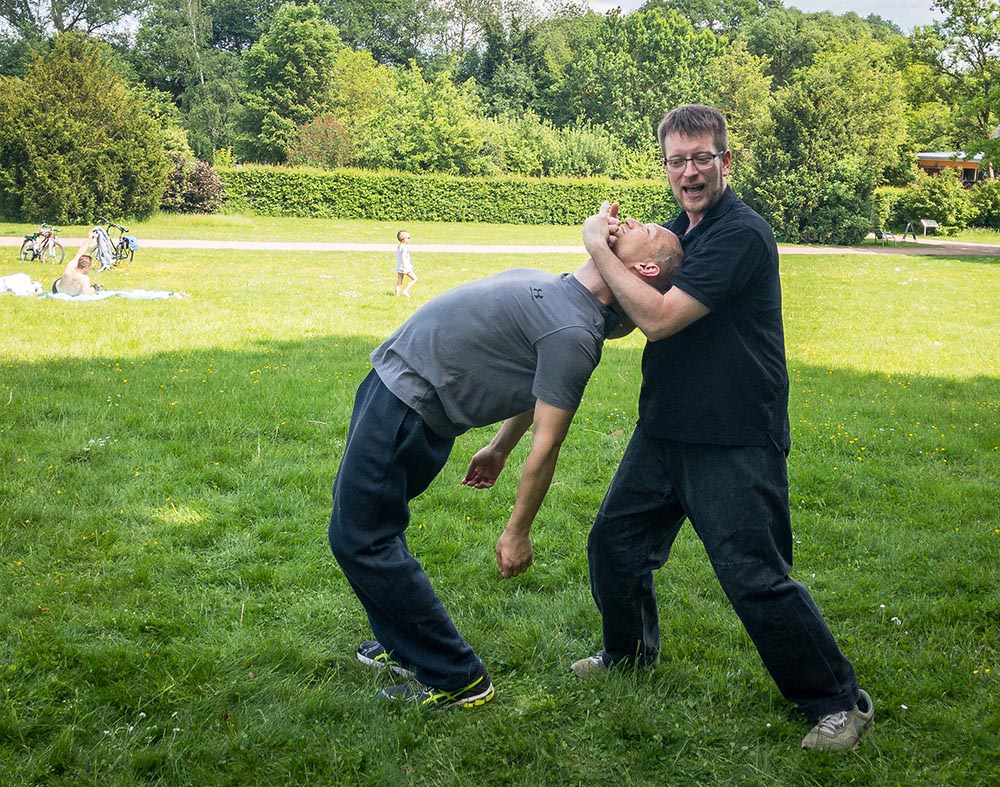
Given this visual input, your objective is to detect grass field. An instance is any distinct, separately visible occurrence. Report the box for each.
[0,214,585,247]
[1,218,998,786]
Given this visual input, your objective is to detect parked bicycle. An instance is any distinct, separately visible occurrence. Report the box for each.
[19,223,65,264]
[90,216,138,269]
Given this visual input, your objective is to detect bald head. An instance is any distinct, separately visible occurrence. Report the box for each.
[612,219,683,292]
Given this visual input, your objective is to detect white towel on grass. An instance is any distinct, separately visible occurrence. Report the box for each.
[0,273,44,296]
[40,290,183,301]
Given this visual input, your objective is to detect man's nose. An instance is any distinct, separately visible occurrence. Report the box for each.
[683,157,705,175]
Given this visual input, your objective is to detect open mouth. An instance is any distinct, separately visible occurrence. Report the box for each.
[682,183,706,197]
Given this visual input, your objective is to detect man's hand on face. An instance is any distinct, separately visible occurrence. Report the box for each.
[583,201,623,254]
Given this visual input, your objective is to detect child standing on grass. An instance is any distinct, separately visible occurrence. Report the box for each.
[394,230,417,297]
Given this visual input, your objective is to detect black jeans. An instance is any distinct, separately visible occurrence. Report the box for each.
[588,424,859,719]
[329,370,484,690]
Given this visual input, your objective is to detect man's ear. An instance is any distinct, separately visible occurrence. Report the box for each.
[635,261,661,280]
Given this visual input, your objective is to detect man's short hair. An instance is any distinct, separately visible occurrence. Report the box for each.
[657,104,728,154]
[651,232,683,292]
[77,255,94,270]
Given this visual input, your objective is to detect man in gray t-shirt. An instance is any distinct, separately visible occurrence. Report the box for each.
[328,215,682,710]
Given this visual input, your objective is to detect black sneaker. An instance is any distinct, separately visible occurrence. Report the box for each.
[380,672,495,710]
[356,640,415,679]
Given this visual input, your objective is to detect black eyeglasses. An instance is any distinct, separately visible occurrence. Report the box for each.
[663,151,727,173]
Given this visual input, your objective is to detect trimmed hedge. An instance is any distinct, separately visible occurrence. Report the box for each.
[218,165,678,226]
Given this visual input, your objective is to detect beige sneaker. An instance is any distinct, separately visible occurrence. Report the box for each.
[570,651,659,677]
[570,653,607,677]
[801,690,874,751]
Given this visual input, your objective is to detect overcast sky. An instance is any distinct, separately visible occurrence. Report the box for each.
[586,1,944,33]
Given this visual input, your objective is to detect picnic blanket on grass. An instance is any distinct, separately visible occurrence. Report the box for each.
[40,290,184,301]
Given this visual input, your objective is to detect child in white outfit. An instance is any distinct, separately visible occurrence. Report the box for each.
[394,230,417,297]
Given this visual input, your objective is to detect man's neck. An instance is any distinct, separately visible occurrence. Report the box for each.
[573,260,615,306]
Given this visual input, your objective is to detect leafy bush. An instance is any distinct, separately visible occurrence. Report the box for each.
[350,66,491,176]
[288,114,354,169]
[218,165,677,226]
[970,179,1000,229]
[544,124,623,179]
[871,186,906,232]
[0,33,169,223]
[895,170,976,231]
[161,154,225,213]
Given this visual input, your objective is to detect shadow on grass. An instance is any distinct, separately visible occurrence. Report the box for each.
[1,338,998,785]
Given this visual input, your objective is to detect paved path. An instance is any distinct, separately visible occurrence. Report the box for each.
[4,235,1000,256]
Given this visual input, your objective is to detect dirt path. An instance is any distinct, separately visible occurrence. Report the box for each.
[4,235,1000,256]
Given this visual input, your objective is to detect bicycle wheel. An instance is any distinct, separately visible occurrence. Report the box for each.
[117,245,134,268]
[47,242,65,265]
[19,240,36,262]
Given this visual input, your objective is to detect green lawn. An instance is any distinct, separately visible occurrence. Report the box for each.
[0,213,586,247]
[1,224,998,786]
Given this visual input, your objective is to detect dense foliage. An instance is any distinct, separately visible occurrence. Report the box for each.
[1,0,999,238]
[219,165,679,225]
[0,33,169,223]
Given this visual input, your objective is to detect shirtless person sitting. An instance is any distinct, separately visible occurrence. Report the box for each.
[52,231,100,296]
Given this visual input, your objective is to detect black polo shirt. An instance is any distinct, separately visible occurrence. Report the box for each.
[638,187,790,449]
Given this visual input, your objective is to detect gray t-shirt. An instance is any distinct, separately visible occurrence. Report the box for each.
[371,269,618,438]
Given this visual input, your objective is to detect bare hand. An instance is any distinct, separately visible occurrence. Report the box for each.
[583,201,622,253]
[462,446,506,489]
[496,528,533,578]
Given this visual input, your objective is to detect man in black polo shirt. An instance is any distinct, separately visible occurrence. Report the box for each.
[571,104,873,752]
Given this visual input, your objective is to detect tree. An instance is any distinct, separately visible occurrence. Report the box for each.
[513,7,602,126]
[699,40,774,180]
[898,169,976,228]
[0,33,169,222]
[547,9,724,148]
[351,65,489,174]
[320,0,438,66]
[740,6,905,88]
[288,114,354,168]
[0,30,35,75]
[0,0,142,38]
[204,0,284,52]
[464,8,549,117]
[911,0,1000,167]
[644,0,779,34]
[131,0,244,161]
[741,39,911,244]
[238,2,343,163]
